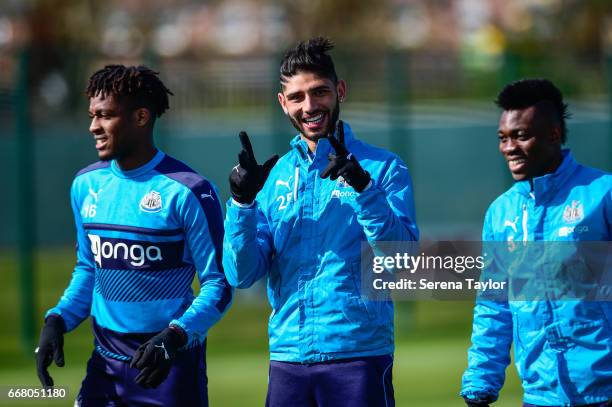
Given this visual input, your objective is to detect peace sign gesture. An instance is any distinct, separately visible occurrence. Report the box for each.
[229,131,279,204]
[320,121,371,192]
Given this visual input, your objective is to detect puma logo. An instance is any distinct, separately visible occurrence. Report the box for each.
[504,216,519,233]
[88,188,102,202]
[200,189,215,200]
[275,176,293,190]
[154,343,170,360]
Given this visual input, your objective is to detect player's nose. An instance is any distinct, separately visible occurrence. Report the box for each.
[89,117,102,134]
[303,94,317,114]
[500,138,518,155]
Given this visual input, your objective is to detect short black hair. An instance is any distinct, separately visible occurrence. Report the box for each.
[280,37,338,86]
[496,78,570,143]
[86,65,173,118]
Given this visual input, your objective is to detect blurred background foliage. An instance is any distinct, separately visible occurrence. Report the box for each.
[2,0,612,110]
[1,0,611,405]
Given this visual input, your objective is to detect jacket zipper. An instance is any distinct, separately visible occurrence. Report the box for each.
[522,203,528,242]
[293,166,299,202]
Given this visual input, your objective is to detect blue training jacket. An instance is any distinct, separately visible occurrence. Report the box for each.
[223,122,419,363]
[461,150,612,406]
[47,150,232,359]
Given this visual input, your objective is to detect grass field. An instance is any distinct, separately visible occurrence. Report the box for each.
[0,249,523,406]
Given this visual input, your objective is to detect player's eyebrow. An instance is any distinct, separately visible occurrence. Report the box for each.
[498,127,528,136]
[285,90,304,99]
[89,111,109,120]
[285,85,331,100]
[89,108,114,115]
[310,85,330,92]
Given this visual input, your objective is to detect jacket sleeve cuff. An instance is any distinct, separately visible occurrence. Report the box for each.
[231,198,255,208]
[169,319,195,347]
[360,180,373,192]
[226,199,260,224]
[459,390,498,404]
[45,309,73,332]
[44,313,67,332]
[168,324,188,347]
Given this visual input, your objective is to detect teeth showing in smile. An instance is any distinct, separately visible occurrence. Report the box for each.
[509,159,526,165]
[304,113,324,124]
[95,136,108,148]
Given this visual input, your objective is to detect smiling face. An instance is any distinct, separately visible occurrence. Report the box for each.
[88,93,154,168]
[498,105,563,181]
[278,71,346,151]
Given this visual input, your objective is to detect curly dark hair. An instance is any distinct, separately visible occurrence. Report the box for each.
[86,65,173,118]
[496,78,570,143]
[280,37,338,86]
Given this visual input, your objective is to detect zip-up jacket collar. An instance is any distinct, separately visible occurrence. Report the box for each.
[224,119,419,363]
[513,149,576,204]
[462,151,612,405]
[289,121,355,166]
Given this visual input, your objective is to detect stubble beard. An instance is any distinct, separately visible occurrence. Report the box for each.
[288,98,341,143]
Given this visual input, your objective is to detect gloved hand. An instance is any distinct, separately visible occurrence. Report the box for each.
[35,314,66,388]
[130,326,187,389]
[463,396,492,407]
[229,131,279,204]
[320,120,371,192]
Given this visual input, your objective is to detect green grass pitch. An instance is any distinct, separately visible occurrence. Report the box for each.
[0,249,522,406]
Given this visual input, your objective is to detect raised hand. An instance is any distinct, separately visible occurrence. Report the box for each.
[320,120,371,192]
[229,131,279,204]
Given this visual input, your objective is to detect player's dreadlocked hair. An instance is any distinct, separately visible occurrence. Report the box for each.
[496,78,570,144]
[280,37,338,86]
[86,65,173,118]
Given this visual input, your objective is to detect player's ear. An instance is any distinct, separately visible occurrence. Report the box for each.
[133,108,151,128]
[550,125,562,146]
[337,80,346,103]
[278,92,289,115]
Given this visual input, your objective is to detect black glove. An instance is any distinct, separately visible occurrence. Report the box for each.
[35,314,66,388]
[130,326,187,389]
[320,120,371,192]
[229,131,279,204]
[463,395,492,407]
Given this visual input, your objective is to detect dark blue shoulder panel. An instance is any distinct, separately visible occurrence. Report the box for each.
[76,161,110,177]
[154,155,232,313]
[154,155,202,188]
